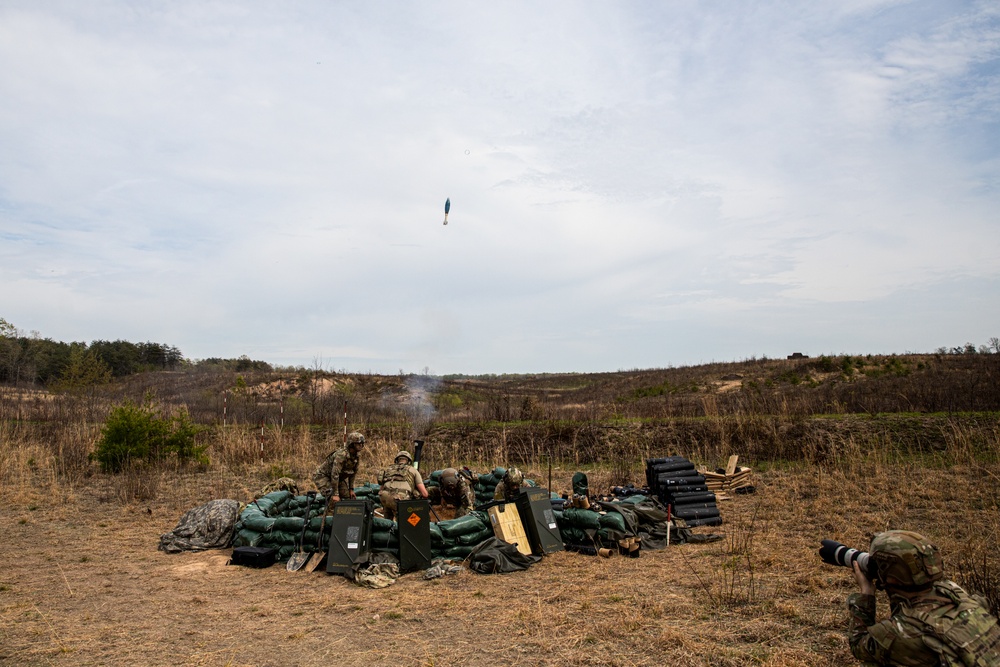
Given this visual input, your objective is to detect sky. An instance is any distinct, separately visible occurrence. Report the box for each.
[1,1,998,375]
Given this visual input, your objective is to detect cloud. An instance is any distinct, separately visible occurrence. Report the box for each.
[0,1,997,373]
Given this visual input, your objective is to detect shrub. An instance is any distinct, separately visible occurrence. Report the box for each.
[93,400,206,473]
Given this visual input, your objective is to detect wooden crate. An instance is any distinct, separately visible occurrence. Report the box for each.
[488,503,532,556]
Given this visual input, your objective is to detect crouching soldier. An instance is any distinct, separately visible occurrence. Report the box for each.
[847,530,1000,667]
[377,451,428,521]
[440,467,476,517]
[312,432,365,503]
[494,467,524,502]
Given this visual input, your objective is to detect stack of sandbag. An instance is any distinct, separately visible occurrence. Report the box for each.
[645,457,722,527]
[474,467,508,504]
[432,511,493,560]
[423,469,442,491]
[471,467,537,505]
[232,491,328,561]
[353,482,381,501]
[555,506,636,551]
[370,516,399,551]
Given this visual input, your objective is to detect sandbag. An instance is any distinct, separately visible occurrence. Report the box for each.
[438,512,489,537]
[273,516,306,533]
[373,516,396,531]
[456,529,494,546]
[240,513,277,533]
[562,508,601,530]
[598,512,627,533]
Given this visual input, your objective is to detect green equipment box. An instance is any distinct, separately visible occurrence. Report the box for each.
[515,487,564,556]
[326,499,374,575]
[397,499,432,572]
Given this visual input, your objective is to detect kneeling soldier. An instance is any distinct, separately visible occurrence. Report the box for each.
[377,451,429,521]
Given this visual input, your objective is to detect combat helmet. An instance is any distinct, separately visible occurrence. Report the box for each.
[504,467,524,487]
[869,530,944,590]
[440,468,459,487]
[394,451,413,464]
[347,432,365,447]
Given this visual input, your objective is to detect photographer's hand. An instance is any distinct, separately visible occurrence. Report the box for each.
[853,561,875,596]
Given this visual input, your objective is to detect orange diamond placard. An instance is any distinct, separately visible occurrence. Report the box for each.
[407,513,421,527]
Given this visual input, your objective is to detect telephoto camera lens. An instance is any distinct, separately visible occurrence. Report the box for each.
[819,539,871,577]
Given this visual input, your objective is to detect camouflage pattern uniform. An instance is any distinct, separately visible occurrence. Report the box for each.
[441,473,476,517]
[849,583,1000,666]
[260,477,299,496]
[312,445,360,499]
[378,456,424,521]
[494,467,524,502]
[847,530,1000,667]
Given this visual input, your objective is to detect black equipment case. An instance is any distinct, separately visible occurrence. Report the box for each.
[514,486,564,556]
[229,546,278,568]
[325,499,374,575]
[397,499,432,572]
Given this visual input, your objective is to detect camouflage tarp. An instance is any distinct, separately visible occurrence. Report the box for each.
[158,499,241,553]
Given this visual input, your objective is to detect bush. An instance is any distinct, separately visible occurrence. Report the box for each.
[93,400,206,473]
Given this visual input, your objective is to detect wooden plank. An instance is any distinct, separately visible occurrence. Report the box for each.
[725,455,739,476]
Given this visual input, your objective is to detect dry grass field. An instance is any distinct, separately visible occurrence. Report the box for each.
[2,452,998,666]
[1,357,999,666]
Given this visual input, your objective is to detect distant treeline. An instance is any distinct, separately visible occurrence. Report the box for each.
[0,318,272,386]
[0,336,184,385]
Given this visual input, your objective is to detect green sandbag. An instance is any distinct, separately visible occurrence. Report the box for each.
[598,512,627,533]
[371,531,398,549]
[260,530,299,547]
[439,513,489,538]
[439,545,474,558]
[233,528,264,547]
[428,470,443,482]
[492,466,507,478]
[276,544,296,561]
[429,523,443,541]
[559,525,593,545]
[240,513,276,533]
[457,529,494,546]
[373,517,396,531]
[273,516,305,533]
[260,490,292,512]
[563,508,601,530]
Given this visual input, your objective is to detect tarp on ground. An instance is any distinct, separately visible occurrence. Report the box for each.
[158,499,242,553]
[467,537,542,574]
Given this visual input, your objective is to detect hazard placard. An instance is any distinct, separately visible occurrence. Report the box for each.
[407,513,421,527]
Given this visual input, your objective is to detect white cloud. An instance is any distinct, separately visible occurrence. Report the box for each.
[0,0,997,373]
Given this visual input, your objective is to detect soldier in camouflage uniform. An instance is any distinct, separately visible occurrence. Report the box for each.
[440,467,476,517]
[312,432,365,503]
[260,476,299,496]
[847,530,1000,667]
[493,467,524,502]
[377,451,428,521]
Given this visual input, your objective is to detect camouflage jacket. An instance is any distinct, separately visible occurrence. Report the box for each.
[441,476,476,516]
[494,479,519,502]
[312,447,359,498]
[377,463,423,499]
[849,581,1000,667]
